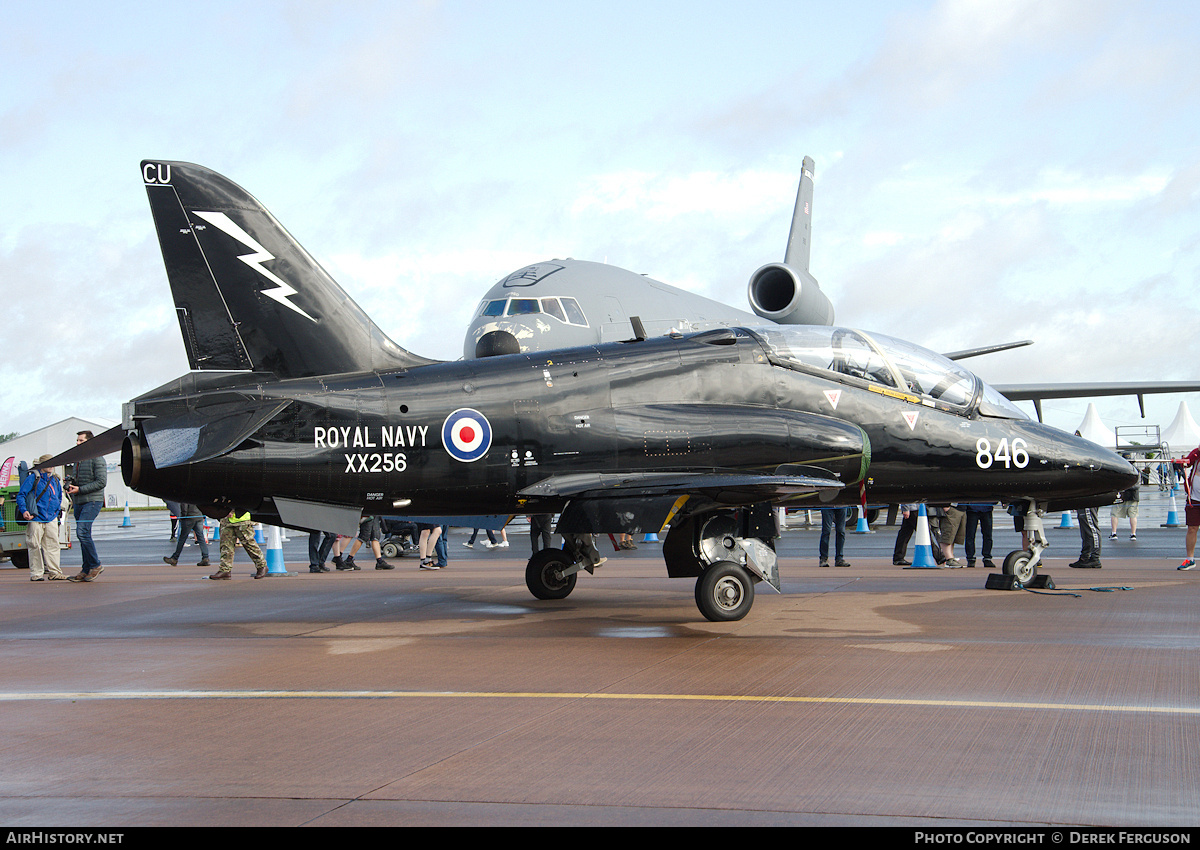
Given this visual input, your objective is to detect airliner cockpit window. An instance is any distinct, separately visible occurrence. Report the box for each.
[541,298,567,323]
[479,300,506,318]
[507,298,541,316]
[560,297,588,327]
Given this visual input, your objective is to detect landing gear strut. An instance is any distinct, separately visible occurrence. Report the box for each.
[520,507,779,621]
[1002,499,1047,585]
[524,534,607,600]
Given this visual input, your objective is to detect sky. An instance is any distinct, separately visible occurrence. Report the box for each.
[2,0,1199,447]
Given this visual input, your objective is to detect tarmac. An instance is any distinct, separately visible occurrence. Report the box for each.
[1,502,1198,827]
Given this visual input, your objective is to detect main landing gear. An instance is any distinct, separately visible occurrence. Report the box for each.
[521,509,780,622]
[524,534,604,600]
[524,547,578,600]
[665,510,780,622]
[1001,499,1048,585]
[693,560,756,622]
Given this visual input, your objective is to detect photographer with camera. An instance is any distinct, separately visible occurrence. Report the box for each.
[66,430,106,582]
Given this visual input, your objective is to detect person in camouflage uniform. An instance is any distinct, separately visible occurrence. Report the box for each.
[210,510,267,579]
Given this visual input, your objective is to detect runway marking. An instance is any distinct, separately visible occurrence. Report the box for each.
[1,690,1198,716]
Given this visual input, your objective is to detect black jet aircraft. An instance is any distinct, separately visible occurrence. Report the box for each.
[43,161,1138,622]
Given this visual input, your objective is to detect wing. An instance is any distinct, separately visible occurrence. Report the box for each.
[524,467,846,540]
[519,469,845,504]
[943,340,1033,361]
[996,381,1200,421]
[34,425,125,470]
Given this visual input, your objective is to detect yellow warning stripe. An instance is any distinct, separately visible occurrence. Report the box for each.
[659,495,690,532]
[1,690,1197,715]
[867,384,920,404]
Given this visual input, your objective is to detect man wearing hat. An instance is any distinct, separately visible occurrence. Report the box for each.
[16,455,67,581]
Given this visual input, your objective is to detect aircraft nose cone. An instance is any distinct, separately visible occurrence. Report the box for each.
[1094,448,1139,492]
[1067,436,1139,496]
[1024,424,1139,504]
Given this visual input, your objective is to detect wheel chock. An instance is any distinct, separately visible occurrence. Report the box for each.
[985,572,1055,590]
[985,573,1023,590]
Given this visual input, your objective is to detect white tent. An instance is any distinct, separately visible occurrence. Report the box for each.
[1162,402,1200,456]
[1075,403,1116,448]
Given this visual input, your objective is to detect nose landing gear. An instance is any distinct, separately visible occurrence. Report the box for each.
[1001,499,1048,585]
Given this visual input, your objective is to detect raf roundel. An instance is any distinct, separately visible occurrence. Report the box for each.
[442,408,493,463]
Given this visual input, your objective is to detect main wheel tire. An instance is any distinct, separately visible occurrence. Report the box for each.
[525,548,577,600]
[1002,549,1037,584]
[381,541,399,558]
[695,561,755,622]
[9,550,29,569]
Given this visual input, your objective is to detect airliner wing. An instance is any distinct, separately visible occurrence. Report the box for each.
[996,381,1200,421]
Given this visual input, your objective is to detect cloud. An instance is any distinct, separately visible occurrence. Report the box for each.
[852,0,1108,111]
[570,169,794,222]
[0,222,187,434]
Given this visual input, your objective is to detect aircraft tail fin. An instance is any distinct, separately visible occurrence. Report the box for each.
[746,156,835,326]
[784,156,816,271]
[141,160,436,379]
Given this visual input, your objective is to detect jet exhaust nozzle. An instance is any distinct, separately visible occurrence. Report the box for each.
[121,432,180,500]
[747,263,834,326]
[121,433,142,491]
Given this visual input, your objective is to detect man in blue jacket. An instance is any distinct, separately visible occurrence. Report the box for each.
[16,455,66,581]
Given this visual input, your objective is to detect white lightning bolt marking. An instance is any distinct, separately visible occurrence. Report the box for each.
[192,211,317,322]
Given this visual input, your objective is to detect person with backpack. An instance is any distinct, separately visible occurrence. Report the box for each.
[16,455,67,581]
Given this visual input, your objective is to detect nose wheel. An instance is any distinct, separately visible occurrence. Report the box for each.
[1001,549,1038,584]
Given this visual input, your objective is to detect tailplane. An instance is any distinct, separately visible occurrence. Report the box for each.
[141,160,435,379]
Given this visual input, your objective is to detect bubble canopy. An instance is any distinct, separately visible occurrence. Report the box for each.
[746,325,1028,420]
